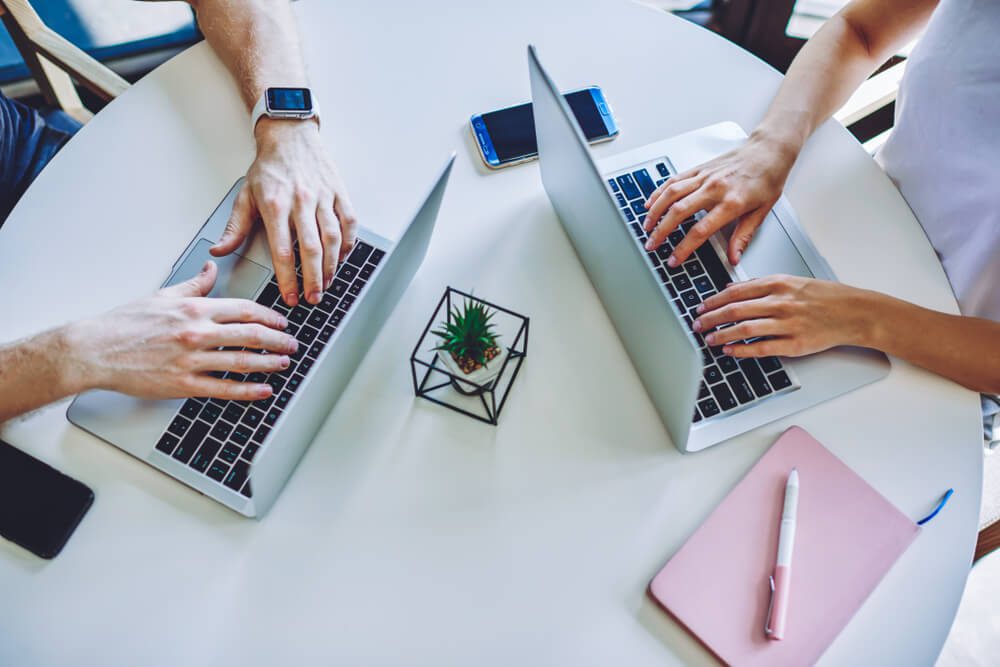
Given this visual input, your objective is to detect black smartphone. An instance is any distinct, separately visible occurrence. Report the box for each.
[470,86,619,169]
[0,439,93,559]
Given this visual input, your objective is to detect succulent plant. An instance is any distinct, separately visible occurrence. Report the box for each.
[432,299,500,368]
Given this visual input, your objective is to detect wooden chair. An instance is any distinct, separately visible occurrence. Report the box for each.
[0,0,129,124]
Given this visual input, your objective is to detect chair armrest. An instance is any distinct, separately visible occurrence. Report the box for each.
[0,0,128,101]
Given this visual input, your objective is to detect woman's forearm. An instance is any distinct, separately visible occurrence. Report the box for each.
[752,0,938,154]
[862,292,1000,394]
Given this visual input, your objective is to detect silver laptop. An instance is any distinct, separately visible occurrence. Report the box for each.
[68,154,455,517]
[528,46,888,453]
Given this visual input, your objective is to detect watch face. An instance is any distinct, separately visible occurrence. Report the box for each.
[266,87,312,113]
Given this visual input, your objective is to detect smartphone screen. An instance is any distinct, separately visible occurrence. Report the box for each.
[475,88,616,166]
[0,439,93,559]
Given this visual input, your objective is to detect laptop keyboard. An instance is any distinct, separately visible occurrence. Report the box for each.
[153,240,386,498]
[609,163,796,423]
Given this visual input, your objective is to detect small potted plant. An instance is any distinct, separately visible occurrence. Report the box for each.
[432,298,508,395]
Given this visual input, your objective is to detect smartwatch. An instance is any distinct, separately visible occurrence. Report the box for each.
[250,87,320,138]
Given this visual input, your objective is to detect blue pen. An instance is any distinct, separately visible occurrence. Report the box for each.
[917,488,954,526]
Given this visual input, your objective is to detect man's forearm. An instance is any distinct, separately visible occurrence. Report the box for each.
[0,328,85,422]
[189,0,310,138]
[862,292,1000,394]
[753,0,937,154]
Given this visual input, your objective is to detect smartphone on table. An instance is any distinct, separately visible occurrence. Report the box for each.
[0,439,94,559]
[471,86,619,169]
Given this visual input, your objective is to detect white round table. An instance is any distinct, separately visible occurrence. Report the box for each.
[0,1,982,664]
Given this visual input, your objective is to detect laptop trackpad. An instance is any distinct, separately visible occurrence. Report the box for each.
[732,214,813,280]
[166,239,270,300]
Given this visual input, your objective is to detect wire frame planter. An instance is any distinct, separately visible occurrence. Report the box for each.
[410,287,528,425]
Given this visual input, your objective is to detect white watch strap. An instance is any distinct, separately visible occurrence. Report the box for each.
[250,91,320,140]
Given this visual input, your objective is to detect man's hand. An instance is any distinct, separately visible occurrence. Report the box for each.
[64,261,298,401]
[642,131,797,267]
[691,275,877,358]
[211,120,357,308]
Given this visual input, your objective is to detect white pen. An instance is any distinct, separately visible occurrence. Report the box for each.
[766,468,798,640]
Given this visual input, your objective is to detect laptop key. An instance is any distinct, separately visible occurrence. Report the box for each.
[674,274,692,292]
[155,433,179,455]
[632,169,657,199]
[623,208,635,222]
[222,403,244,424]
[710,382,738,411]
[726,373,755,404]
[189,438,222,473]
[251,424,271,445]
[210,421,233,442]
[298,326,318,346]
[264,408,282,427]
[347,281,365,297]
[242,407,264,428]
[330,279,348,298]
[330,310,346,326]
[656,162,669,178]
[718,356,738,374]
[346,242,372,268]
[668,230,684,246]
[224,460,250,491]
[242,442,259,462]
[285,374,304,395]
[616,192,627,208]
[359,263,376,281]
[240,479,253,498]
[167,416,191,438]
[297,357,315,375]
[219,442,242,464]
[256,281,281,307]
[759,357,782,373]
[230,426,253,447]
[698,398,721,418]
[704,365,723,385]
[199,401,222,423]
[615,173,641,200]
[629,199,646,216]
[180,399,201,420]
[608,178,620,192]
[307,311,328,329]
[693,276,714,294]
[695,243,733,293]
[680,289,700,309]
[370,249,385,265]
[173,420,209,464]
[739,358,773,397]
[338,264,358,282]
[769,370,792,390]
[339,294,356,310]
[207,461,229,482]
[685,261,705,277]
[698,382,710,399]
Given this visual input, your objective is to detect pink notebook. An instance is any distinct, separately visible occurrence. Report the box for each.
[649,426,919,666]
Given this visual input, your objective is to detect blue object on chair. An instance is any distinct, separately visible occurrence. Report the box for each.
[0,0,199,84]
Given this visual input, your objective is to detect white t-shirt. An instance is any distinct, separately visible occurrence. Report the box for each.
[877,0,1000,324]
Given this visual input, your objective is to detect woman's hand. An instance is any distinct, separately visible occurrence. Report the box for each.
[692,275,878,358]
[64,261,298,400]
[642,131,798,267]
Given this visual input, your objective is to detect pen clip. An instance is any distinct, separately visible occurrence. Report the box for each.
[764,575,775,636]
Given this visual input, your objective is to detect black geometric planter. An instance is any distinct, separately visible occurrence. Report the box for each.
[410,287,528,425]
